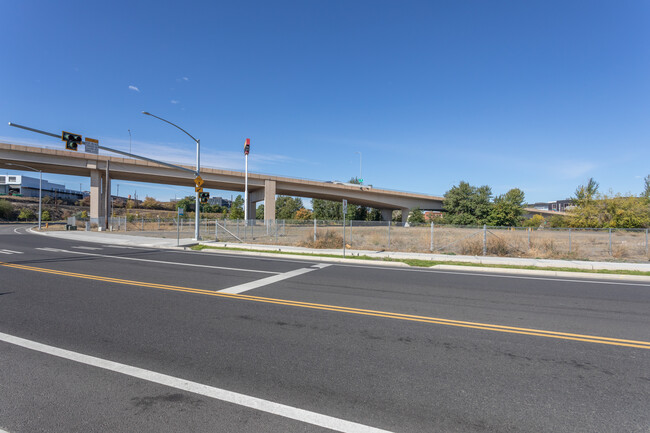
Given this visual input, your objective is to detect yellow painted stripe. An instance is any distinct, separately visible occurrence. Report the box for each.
[3,261,649,349]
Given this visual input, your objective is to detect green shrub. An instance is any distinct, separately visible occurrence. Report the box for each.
[0,199,14,220]
[18,208,35,221]
[41,210,51,221]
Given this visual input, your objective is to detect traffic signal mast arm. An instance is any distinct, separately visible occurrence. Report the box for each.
[8,121,196,175]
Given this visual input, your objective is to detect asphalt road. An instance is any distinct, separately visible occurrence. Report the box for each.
[0,224,648,432]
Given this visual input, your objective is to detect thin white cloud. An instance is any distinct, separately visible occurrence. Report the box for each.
[176,77,189,82]
[128,85,140,92]
[171,100,180,104]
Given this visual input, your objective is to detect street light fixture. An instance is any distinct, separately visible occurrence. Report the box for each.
[142,111,202,240]
[7,163,42,230]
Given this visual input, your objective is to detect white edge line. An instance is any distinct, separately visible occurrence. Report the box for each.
[35,248,279,275]
[219,267,320,294]
[0,332,392,433]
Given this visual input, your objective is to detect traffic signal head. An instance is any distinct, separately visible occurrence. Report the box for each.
[62,131,82,151]
[244,138,250,155]
[199,192,210,204]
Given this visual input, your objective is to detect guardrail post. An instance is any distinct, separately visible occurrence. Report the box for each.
[483,224,487,256]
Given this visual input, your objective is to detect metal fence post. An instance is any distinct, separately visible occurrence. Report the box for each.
[343,213,346,257]
[527,227,531,251]
[314,219,317,242]
[141,216,144,231]
[646,228,648,256]
[275,220,278,243]
[430,222,434,252]
[483,224,487,256]
[569,228,572,253]
[237,219,240,239]
[609,228,612,255]
[215,219,218,241]
[157,217,160,231]
[388,220,391,249]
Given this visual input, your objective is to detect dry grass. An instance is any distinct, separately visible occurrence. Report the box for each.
[299,230,344,249]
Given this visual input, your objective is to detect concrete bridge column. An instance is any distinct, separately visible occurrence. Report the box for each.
[89,169,106,227]
[402,207,410,224]
[381,209,393,222]
[264,180,276,223]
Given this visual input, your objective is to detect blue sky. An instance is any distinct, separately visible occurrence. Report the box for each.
[1,1,649,205]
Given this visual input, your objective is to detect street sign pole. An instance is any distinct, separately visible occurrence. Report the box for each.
[342,199,347,257]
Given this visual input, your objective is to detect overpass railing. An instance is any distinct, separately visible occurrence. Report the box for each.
[69,217,650,263]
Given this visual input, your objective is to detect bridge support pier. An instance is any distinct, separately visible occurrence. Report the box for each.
[264,180,276,223]
[89,169,110,229]
[402,207,410,224]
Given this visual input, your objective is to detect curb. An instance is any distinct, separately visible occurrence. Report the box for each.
[431,264,650,282]
[24,227,650,280]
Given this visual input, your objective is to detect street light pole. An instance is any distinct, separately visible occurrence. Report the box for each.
[142,111,201,240]
[7,163,42,230]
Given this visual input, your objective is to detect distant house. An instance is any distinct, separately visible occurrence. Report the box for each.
[0,175,83,201]
[529,199,573,213]
[207,196,232,208]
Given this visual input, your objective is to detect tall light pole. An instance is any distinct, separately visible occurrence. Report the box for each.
[142,111,201,240]
[355,151,362,183]
[7,163,42,230]
[244,138,250,224]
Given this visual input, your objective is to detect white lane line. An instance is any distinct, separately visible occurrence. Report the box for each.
[219,265,331,294]
[0,249,23,254]
[0,332,391,433]
[33,248,279,275]
[13,228,22,234]
[72,246,103,250]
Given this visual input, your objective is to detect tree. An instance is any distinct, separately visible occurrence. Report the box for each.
[294,208,313,220]
[229,195,245,220]
[41,210,52,221]
[256,204,265,219]
[642,175,650,200]
[142,196,163,209]
[0,199,14,220]
[275,196,303,220]
[408,207,425,224]
[175,196,195,212]
[487,188,525,226]
[312,199,342,220]
[367,208,382,221]
[573,177,599,205]
[442,181,493,225]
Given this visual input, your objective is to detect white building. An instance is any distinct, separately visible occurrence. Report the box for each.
[0,175,83,201]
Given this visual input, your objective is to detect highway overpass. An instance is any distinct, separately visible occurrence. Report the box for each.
[0,142,444,227]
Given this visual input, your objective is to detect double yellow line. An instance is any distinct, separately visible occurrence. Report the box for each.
[3,261,649,349]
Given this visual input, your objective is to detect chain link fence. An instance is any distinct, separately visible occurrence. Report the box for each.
[66,216,650,262]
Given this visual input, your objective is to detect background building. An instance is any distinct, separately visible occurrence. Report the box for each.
[0,175,83,202]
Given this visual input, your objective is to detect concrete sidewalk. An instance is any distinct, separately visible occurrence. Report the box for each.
[29,228,650,276]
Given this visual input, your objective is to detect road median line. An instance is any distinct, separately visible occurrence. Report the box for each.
[2,261,649,350]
